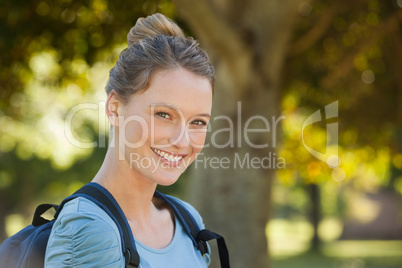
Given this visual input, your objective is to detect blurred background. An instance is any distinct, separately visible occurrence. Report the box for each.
[0,0,402,267]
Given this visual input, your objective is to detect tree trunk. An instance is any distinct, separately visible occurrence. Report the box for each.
[308,183,321,251]
[0,213,7,243]
[173,1,303,267]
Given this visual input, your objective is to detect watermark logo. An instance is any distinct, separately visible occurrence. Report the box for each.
[64,101,287,150]
[302,101,345,181]
[63,101,287,170]
[63,100,349,178]
[129,152,286,171]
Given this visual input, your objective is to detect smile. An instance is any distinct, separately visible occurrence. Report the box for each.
[151,147,184,162]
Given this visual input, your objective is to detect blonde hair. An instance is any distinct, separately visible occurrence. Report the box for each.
[106,13,215,102]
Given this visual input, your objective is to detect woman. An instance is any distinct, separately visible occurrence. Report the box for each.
[45,13,214,267]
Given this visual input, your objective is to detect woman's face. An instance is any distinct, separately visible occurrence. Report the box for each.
[114,67,212,186]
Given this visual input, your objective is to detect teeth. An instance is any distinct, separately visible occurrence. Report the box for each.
[152,148,183,162]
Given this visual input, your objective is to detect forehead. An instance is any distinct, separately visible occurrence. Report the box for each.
[130,68,213,114]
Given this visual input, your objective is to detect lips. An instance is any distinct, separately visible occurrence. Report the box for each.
[151,147,185,162]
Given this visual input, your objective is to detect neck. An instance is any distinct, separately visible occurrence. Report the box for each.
[92,146,158,223]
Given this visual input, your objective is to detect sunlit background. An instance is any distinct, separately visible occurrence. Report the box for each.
[1,0,402,267]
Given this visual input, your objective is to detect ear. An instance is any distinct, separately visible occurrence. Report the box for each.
[106,90,123,127]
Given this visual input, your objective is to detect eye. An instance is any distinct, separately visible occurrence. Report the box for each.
[191,119,207,126]
[156,112,171,119]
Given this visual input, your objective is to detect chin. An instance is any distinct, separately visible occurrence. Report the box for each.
[147,168,181,186]
[156,176,180,186]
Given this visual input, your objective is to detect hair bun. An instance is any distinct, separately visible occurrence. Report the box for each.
[127,13,185,45]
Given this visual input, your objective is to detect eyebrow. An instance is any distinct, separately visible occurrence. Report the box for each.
[149,103,211,118]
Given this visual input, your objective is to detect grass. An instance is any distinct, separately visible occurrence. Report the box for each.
[268,219,402,268]
[271,241,402,268]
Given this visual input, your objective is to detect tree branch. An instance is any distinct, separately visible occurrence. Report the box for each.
[258,0,304,85]
[287,0,369,58]
[172,0,251,65]
[172,0,253,91]
[391,30,402,122]
[321,9,402,89]
[287,3,340,57]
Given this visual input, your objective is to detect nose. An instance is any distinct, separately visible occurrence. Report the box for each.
[169,124,190,149]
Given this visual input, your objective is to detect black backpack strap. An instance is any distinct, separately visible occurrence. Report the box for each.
[55,183,140,268]
[154,192,200,247]
[32,204,59,226]
[155,191,230,268]
[197,229,230,268]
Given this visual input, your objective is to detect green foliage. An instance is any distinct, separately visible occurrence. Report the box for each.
[274,0,402,223]
[0,0,178,240]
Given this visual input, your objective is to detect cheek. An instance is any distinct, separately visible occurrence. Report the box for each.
[189,131,207,152]
[120,117,149,145]
[150,122,177,145]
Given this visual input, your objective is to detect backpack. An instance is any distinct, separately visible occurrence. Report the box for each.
[0,182,230,268]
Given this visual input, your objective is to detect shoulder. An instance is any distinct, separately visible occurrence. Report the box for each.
[53,197,120,235]
[45,197,124,267]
